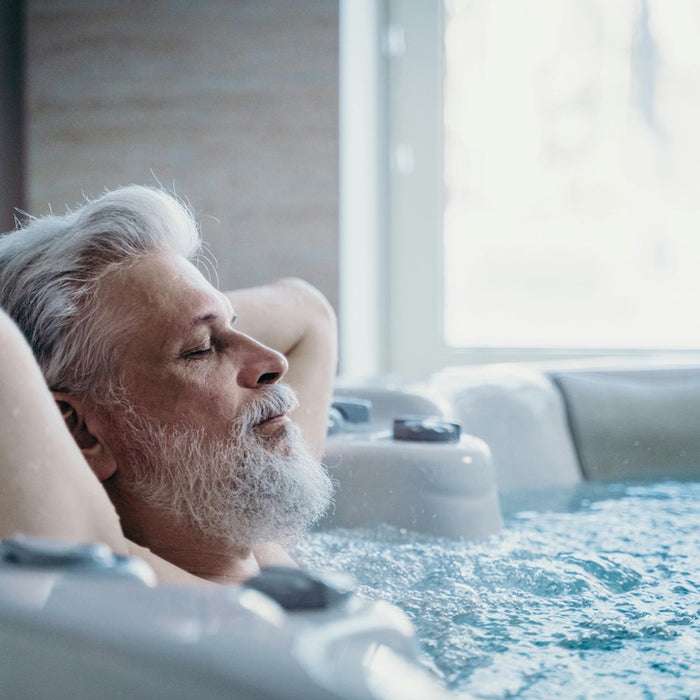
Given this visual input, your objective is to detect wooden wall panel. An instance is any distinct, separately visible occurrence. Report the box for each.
[26,0,339,308]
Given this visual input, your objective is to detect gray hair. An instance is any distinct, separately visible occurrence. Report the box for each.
[0,185,202,403]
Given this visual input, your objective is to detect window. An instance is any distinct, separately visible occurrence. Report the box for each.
[445,0,700,351]
[339,1,700,377]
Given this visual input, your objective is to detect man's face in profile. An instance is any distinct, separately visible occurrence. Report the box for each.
[92,252,333,553]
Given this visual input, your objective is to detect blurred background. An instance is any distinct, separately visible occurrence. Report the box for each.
[3,1,700,378]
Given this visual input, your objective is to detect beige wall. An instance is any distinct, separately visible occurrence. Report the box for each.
[26,0,339,309]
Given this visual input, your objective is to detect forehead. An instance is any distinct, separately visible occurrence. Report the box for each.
[102,251,228,330]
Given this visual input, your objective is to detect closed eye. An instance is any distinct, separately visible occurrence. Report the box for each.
[182,345,214,359]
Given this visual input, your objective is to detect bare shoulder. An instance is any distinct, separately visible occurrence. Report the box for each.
[0,309,129,552]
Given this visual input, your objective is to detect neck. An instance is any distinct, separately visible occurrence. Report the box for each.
[153,540,261,584]
[135,524,261,584]
[105,480,260,584]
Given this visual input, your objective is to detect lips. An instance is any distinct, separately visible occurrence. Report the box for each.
[242,384,298,437]
[256,412,286,426]
[253,413,291,437]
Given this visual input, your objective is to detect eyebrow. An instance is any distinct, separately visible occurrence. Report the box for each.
[181,292,236,333]
[187,312,217,329]
[185,311,237,331]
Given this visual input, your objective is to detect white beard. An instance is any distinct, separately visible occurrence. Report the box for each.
[112,383,334,551]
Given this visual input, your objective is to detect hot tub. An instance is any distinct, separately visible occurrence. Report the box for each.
[3,358,700,698]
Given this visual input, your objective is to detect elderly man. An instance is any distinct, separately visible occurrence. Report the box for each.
[0,186,336,584]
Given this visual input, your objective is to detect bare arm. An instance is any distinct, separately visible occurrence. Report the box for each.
[225,278,338,458]
[0,310,128,552]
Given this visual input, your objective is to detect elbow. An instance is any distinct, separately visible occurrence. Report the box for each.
[275,277,338,335]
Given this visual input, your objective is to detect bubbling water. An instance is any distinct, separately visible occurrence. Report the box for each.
[296,481,700,698]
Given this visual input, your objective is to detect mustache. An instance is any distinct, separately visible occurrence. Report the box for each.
[232,383,299,433]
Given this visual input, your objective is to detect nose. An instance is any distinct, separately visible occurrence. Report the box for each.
[235,332,288,388]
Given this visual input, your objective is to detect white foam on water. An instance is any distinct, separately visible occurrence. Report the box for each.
[297,481,700,697]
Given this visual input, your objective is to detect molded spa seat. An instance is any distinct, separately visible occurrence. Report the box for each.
[327,374,584,533]
[551,364,700,481]
[426,365,582,493]
[412,359,700,488]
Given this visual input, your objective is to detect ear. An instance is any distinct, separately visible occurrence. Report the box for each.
[52,392,118,482]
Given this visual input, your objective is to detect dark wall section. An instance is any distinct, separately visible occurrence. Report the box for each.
[0,1,25,232]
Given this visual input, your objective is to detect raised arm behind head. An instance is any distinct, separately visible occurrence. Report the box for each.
[0,308,127,550]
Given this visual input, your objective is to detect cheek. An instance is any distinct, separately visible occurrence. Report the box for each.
[125,363,246,427]
[162,380,246,428]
